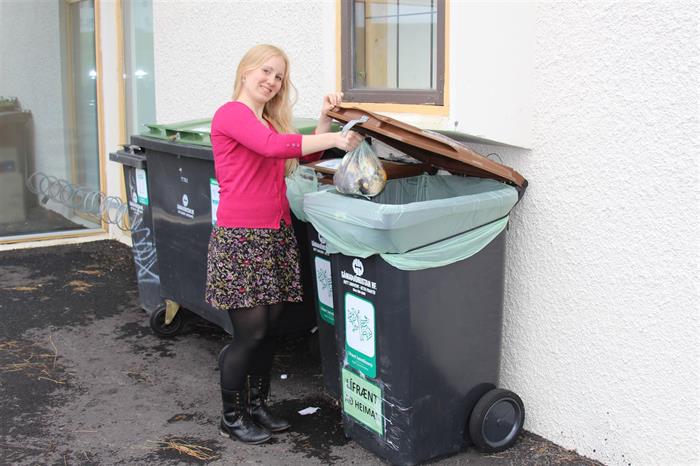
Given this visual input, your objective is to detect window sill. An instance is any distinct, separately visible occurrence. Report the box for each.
[0,229,109,249]
[344,102,449,116]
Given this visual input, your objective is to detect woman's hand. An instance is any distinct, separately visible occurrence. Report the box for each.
[334,130,363,152]
[301,129,363,155]
[316,92,343,134]
[321,92,343,120]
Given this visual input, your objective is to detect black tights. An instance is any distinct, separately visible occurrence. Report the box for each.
[219,304,284,391]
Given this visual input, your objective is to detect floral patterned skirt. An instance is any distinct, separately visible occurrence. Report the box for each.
[205,223,303,310]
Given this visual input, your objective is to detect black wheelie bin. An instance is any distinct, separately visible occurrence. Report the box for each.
[123,117,323,338]
[303,106,529,465]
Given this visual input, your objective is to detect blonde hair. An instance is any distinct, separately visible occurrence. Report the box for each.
[233,44,299,176]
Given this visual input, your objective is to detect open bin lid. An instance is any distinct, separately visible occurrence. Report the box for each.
[140,117,335,146]
[327,105,528,196]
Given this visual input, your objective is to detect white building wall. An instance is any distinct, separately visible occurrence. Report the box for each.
[149,2,699,466]
[449,2,534,148]
[151,0,337,125]
[498,3,699,466]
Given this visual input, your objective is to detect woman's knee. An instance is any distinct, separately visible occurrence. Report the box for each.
[235,330,267,350]
[228,305,271,343]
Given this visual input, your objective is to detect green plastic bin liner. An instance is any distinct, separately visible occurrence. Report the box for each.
[286,166,320,222]
[377,216,509,271]
[302,174,518,266]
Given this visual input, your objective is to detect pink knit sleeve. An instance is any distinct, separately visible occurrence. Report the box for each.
[213,102,302,158]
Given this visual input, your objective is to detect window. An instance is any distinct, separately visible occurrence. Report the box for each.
[341,0,445,105]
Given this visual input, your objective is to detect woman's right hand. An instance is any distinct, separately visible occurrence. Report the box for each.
[335,130,363,152]
[301,129,364,156]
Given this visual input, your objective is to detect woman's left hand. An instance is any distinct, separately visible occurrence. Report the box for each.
[320,92,343,120]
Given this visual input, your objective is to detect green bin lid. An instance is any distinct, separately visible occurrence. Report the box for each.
[0,97,19,112]
[140,116,339,146]
[141,118,212,145]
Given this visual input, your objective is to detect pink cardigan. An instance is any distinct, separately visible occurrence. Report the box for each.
[210,101,322,228]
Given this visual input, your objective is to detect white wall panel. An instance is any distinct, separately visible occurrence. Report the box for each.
[152,0,335,125]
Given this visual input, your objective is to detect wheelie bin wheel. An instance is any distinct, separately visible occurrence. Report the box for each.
[149,306,184,337]
[468,388,525,452]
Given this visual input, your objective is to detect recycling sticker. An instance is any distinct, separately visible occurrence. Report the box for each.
[210,178,219,225]
[314,256,334,324]
[135,168,149,205]
[342,367,383,436]
[345,292,376,378]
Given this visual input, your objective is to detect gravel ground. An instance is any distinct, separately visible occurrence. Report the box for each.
[0,240,604,466]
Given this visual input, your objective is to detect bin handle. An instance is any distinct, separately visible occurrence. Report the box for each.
[167,131,181,142]
[341,115,369,136]
[116,144,144,154]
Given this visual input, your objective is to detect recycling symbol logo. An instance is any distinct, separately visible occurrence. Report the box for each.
[352,259,364,277]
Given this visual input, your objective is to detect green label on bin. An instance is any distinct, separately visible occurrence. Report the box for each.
[314,256,334,324]
[210,178,219,225]
[345,292,376,378]
[342,367,383,436]
[135,168,149,205]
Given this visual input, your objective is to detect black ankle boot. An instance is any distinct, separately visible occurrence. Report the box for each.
[247,375,291,432]
[220,388,272,444]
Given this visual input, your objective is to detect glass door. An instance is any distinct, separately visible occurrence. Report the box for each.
[0,0,101,241]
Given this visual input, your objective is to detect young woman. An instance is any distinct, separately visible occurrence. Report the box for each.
[205,44,362,445]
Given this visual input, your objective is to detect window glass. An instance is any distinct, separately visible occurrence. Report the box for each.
[0,0,101,241]
[355,0,436,90]
[344,0,443,104]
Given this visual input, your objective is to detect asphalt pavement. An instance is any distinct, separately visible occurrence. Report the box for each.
[0,240,603,465]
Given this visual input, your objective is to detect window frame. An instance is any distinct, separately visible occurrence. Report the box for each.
[340,0,446,106]
[121,0,156,138]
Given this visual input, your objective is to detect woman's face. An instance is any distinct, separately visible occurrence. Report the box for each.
[241,55,286,104]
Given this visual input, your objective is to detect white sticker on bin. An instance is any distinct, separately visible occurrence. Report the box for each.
[135,168,149,205]
[210,178,219,225]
